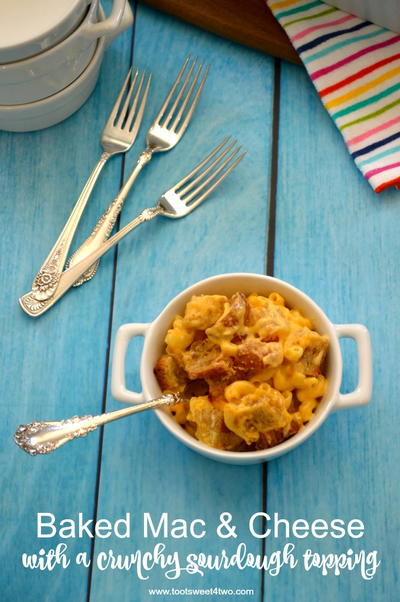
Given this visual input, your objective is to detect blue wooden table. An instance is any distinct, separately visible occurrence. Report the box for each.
[1,3,398,601]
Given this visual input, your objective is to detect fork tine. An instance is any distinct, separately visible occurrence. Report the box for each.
[175,64,210,135]
[124,71,145,128]
[126,72,152,133]
[173,137,231,190]
[186,152,246,211]
[103,67,132,129]
[178,139,237,197]
[153,56,190,125]
[171,61,208,132]
[183,146,242,204]
[162,58,197,128]
[116,68,139,128]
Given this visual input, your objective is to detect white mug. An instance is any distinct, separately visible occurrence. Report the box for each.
[111,273,373,465]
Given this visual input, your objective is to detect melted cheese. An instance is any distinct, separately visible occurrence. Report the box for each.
[156,291,329,451]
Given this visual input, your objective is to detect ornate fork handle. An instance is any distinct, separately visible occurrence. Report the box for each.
[68,148,154,286]
[14,393,179,455]
[30,153,111,302]
[19,205,161,317]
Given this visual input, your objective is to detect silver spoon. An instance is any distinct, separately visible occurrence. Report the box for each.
[14,393,180,456]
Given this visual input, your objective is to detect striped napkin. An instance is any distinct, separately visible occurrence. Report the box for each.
[267,0,400,192]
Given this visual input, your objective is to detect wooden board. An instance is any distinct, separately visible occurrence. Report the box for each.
[1,2,399,601]
[266,60,398,601]
[88,4,275,599]
[0,2,133,599]
[138,0,301,64]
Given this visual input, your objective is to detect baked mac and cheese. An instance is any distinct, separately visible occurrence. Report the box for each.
[154,292,329,451]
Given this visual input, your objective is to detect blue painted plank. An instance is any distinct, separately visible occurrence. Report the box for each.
[0,8,132,601]
[265,61,399,602]
[89,5,275,602]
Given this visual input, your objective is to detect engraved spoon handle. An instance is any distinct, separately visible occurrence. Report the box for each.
[29,152,110,302]
[67,148,154,286]
[14,393,180,455]
[19,205,161,317]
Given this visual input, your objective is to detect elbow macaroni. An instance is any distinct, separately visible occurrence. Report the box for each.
[154,291,329,451]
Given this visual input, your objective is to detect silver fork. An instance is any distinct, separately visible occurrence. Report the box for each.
[27,68,151,303]
[19,138,245,317]
[68,55,209,287]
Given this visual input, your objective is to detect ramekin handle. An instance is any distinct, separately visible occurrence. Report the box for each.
[333,324,372,411]
[111,322,150,404]
[84,0,133,41]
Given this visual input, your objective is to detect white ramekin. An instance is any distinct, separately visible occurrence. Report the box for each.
[0,0,90,63]
[111,273,373,465]
[0,3,132,132]
[0,0,131,106]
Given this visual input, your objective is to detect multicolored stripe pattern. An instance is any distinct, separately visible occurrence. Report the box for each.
[267,0,400,192]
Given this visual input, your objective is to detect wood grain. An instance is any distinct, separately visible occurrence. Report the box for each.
[138,0,300,63]
[0,3,133,599]
[1,2,398,601]
[88,5,275,600]
[266,61,398,601]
